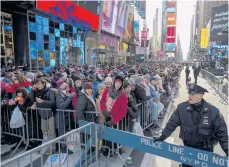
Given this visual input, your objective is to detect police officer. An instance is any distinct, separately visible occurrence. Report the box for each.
[154,83,228,167]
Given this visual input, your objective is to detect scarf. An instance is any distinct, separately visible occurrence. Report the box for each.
[35,86,46,99]
[108,87,123,99]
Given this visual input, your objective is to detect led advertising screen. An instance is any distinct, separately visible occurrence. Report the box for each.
[124,7,134,41]
[166,1,177,7]
[200,28,209,48]
[102,0,124,35]
[166,43,176,51]
[166,27,176,42]
[167,13,176,26]
[167,7,176,13]
[210,4,228,45]
[116,1,129,37]
[36,1,99,31]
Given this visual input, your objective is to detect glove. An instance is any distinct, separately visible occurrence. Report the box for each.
[153,136,164,143]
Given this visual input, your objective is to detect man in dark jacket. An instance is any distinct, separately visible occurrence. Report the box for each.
[185,66,190,85]
[76,82,97,123]
[30,78,56,153]
[129,78,137,102]
[154,84,228,167]
[193,66,199,84]
[134,76,151,103]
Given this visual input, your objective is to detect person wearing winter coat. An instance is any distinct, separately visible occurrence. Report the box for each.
[185,66,190,85]
[71,74,83,121]
[129,78,137,103]
[134,76,151,103]
[76,82,98,123]
[100,75,128,125]
[30,78,56,153]
[55,79,75,135]
[96,83,106,124]
[123,79,140,132]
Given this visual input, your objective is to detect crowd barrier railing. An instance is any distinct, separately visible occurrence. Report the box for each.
[84,99,160,166]
[1,87,173,165]
[1,122,98,167]
[200,69,228,104]
[1,105,29,159]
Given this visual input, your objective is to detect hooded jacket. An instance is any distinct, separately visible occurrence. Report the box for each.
[75,90,97,123]
[100,76,128,123]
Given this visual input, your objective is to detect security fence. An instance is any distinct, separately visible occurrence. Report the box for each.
[200,69,228,104]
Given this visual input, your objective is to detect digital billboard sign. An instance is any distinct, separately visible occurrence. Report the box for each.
[166,43,176,51]
[36,1,99,31]
[200,28,209,48]
[166,27,176,42]
[210,4,228,45]
[167,13,176,26]
[124,7,134,41]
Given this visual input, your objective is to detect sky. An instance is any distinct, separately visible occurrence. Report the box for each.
[146,0,196,60]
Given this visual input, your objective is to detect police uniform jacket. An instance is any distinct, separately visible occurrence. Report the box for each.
[160,99,228,153]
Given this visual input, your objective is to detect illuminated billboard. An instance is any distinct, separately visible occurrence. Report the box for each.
[166,43,176,51]
[36,1,99,30]
[167,13,176,26]
[102,0,118,35]
[166,1,177,7]
[166,27,176,43]
[200,28,209,48]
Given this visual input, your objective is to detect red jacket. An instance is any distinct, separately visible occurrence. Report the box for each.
[5,81,32,94]
[100,88,127,123]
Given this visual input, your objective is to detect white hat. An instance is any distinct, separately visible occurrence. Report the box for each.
[104,77,113,83]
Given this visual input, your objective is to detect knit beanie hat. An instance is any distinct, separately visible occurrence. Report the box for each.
[114,75,124,83]
[104,77,112,83]
[56,79,69,91]
[83,82,93,90]
[123,79,131,88]
[143,74,151,81]
[128,69,136,75]
[129,78,136,85]
[135,76,145,84]
[97,82,106,90]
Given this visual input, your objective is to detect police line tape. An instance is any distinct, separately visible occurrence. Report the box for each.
[79,121,228,167]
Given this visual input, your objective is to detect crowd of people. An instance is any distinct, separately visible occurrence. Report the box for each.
[1,62,183,156]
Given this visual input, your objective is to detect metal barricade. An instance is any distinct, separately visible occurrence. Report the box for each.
[1,105,28,159]
[25,108,78,148]
[1,122,98,167]
[200,69,228,104]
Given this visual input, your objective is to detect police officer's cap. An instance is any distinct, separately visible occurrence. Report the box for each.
[188,83,208,94]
